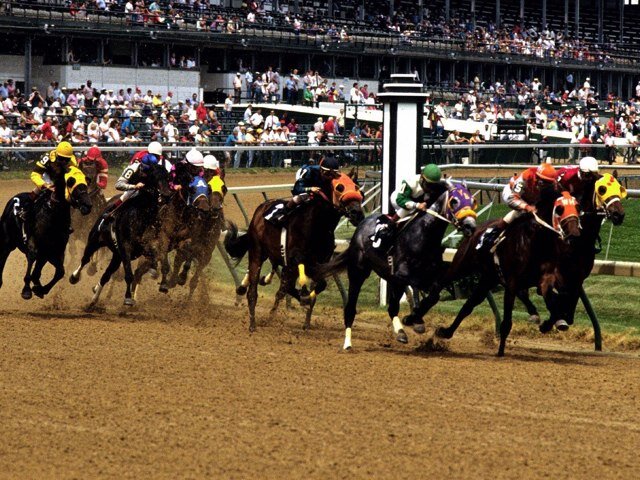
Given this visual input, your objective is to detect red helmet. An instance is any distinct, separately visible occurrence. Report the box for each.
[86,146,103,160]
[536,163,557,182]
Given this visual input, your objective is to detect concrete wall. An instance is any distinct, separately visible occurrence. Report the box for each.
[0,55,26,82]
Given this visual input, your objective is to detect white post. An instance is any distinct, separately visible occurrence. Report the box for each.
[377,74,428,306]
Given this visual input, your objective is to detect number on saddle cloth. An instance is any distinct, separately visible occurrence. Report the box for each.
[264,200,289,226]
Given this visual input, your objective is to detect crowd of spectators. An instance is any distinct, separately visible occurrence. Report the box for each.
[5,1,631,67]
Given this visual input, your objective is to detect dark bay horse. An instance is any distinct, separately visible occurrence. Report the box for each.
[224,172,365,332]
[69,163,171,307]
[163,189,225,298]
[523,173,626,333]
[410,192,582,356]
[317,184,478,350]
[0,166,92,299]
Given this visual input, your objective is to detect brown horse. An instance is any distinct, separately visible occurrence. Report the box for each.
[409,192,582,356]
[225,173,365,332]
[162,190,225,298]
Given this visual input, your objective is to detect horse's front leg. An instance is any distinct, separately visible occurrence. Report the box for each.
[388,282,409,344]
[122,250,136,307]
[34,255,65,298]
[21,250,36,300]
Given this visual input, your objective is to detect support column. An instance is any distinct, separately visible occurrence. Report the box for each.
[620,0,624,43]
[445,0,450,22]
[542,0,547,30]
[389,0,393,18]
[418,0,424,22]
[378,75,428,306]
[496,0,501,28]
[520,0,524,28]
[471,0,476,30]
[98,40,105,65]
[328,0,333,18]
[132,41,138,67]
[564,0,569,36]
[164,45,170,68]
[24,36,32,93]
[294,0,299,14]
[597,0,603,44]
[574,0,580,38]
[62,37,70,64]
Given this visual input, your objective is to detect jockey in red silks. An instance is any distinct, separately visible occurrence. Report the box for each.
[557,156,600,201]
[79,146,109,190]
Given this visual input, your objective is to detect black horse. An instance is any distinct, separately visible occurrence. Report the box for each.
[0,166,92,299]
[69,163,171,307]
[317,184,477,350]
[408,192,582,356]
[224,173,365,332]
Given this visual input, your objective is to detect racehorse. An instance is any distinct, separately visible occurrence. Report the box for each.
[224,172,365,332]
[69,163,171,307]
[0,166,92,299]
[522,173,626,333]
[316,183,478,350]
[69,158,108,272]
[409,191,582,356]
[163,189,225,298]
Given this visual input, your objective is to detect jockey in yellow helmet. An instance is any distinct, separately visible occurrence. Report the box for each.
[30,141,78,195]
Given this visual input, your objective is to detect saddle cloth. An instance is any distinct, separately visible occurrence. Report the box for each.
[264,200,288,226]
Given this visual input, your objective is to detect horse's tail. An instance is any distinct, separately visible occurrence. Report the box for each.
[314,248,350,279]
[224,222,249,262]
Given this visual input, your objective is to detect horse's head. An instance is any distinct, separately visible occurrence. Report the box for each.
[331,173,365,226]
[594,173,626,226]
[444,184,477,237]
[144,163,173,200]
[64,166,92,215]
[552,192,581,241]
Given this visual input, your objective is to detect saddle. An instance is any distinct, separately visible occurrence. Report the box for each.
[264,200,290,226]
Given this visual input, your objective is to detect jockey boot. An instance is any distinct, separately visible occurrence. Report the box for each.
[370,214,396,250]
[102,199,123,223]
[477,219,507,252]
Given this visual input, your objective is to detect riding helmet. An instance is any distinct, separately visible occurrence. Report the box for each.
[319,155,340,173]
[421,164,442,183]
[203,154,220,171]
[535,163,557,182]
[86,146,103,161]
[148,141,163,156]
[55,141,74,160]
[140,154,158,169]
[579,156,599,173]
[186,148,204,167]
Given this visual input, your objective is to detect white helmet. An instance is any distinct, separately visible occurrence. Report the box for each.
[203,154,220,171]
[186,147,204,167]
[579,156,599,173]
[148,141,163,156]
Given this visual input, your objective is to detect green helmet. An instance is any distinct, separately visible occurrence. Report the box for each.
[421,164,442,183]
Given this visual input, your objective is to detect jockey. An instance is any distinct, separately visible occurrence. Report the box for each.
[480,162,559,250]
[101,152,160,222]
[265,155,340,225]
[203,154,227,198]
[30,141,78,194]
[131,141,163,165]
[79,146,109,190]
[557,156,600,200]
[371,164,446,249]
[169,147,203,192]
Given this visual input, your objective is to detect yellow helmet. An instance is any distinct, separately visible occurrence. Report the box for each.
[55,141,74,160]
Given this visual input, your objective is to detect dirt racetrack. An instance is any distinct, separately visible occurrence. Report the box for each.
[1,176,640,479]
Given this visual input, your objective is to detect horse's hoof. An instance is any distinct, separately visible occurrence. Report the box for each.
[32,286,45,298]
[159,284,169,294]
[236,285,247,295]
[402,314,416,326]
[123,298,135,307]
[148,269,159,280]
[554,319,569,332]
[259,275,269,286]
[69,273,80,285]
[396,329,409,344]
[412,321,426,334]
[302,323,311,331]
[539,320,554,334]
[435,326,453,339]
[249,324,256,333]
[177,275,188,286]
[21,289,32,300]
[87,263,97,276]
[528,314,541,324]
[300,294,312,306]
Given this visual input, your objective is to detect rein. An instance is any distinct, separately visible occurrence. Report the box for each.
[532,212,564,239]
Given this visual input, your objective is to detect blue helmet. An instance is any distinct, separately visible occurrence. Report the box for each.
[140,153,158,169]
